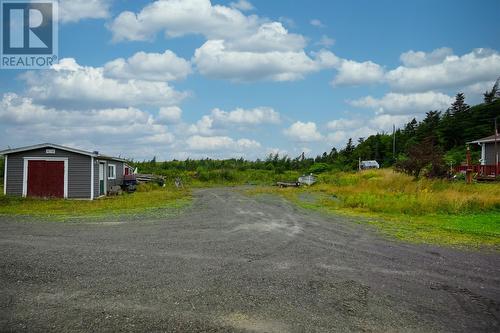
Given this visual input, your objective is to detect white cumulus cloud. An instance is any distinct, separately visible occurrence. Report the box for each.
[186,135,260,152]
[332,59,385,86]
[387,48,500,92]
[349,91,454,115]
[283,121,323,142]
[0,93,175,159]
[104,50,192,81]
[59,0,110,23]
[21,58,188,110]
[193,40,336,82]
[109,0,261,42]
[158,106,183,123]
[399,47,453,68]
[210,107,280,125]
[188,106,280,135]
[109,0,335,82]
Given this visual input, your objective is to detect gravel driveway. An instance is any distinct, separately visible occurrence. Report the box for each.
[1,187,499,332]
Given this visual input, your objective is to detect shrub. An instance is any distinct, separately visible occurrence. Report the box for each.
[309,163,330,174]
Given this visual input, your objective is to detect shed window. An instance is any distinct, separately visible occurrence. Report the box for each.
[108,164,116,179]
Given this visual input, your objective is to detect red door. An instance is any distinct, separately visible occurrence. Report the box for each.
[27,160,65,198]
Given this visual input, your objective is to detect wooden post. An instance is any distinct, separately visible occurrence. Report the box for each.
[466,145,473,184]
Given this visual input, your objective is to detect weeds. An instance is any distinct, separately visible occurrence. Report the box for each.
[0,186,191,220]
[248,169,500,248]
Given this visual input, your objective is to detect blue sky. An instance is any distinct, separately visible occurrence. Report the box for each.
[1,0,499,160]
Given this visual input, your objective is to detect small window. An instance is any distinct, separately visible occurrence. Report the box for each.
[108,164,116,179]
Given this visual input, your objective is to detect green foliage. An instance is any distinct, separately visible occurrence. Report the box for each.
[395,136,447,179]
[126,93,499,182]
[483,77,500,104]
[308,163,330,174]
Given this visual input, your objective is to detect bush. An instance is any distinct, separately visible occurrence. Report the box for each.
[308,163,330,174]
[394,136,447,179]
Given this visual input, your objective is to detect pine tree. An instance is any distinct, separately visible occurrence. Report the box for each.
[483,78,499,104]
[448,93,470,114]
[344,138,355,156]
[404,118,418,135]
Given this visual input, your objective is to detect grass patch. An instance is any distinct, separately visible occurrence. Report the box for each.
[0,184,191,222]
[248,169,500,249]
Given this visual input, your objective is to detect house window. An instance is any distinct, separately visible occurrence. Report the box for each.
[108,164,116,179]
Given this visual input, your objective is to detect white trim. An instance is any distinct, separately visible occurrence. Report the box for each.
[480,143,486,166]
[107,164,116,180]
[3,155,7,195]
[0,143,128,163]
[99,161,107,196]
[90,156,94,200]
[470,137,499,144]
[22,157,68,199]
[1,143,95,157]
[104,162,107,195]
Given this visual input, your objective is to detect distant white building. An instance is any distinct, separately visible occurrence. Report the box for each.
[299,174,317,186]
[359,160,380,170]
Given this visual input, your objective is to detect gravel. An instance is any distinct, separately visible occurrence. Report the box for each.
[1,187,499,332]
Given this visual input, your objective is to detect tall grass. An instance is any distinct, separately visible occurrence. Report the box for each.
[0,185,191,219]
[248,169,500,247]
[314,169,500,215]
[160,169,301,187]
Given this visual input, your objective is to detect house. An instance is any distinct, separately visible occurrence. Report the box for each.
[359,160,380,170]
[470,134,500,165]
[1,143,134,199]
[454,134,500,178]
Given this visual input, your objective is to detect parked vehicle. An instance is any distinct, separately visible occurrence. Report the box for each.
[122,174,137,193]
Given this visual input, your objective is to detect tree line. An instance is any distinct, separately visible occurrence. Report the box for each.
[134,83,500,178]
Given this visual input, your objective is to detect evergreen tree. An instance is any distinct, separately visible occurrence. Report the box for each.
[343,138,355,156]
[416,111,441,141]
[448,93,470,114]
[404,118,418,135]
[483,78,500,104]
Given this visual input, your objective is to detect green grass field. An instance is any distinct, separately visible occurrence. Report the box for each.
[0,183,191,221]
[248,169,500,249]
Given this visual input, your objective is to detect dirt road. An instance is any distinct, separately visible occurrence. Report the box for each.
[1,187,499,332]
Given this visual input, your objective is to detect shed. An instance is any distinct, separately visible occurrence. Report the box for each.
[359,160,380,170]
[1,143,133,199]
[469,134,500,165]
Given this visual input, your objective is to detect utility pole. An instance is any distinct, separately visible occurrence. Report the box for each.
[495,116,499,177]
[392,124,396,161]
